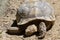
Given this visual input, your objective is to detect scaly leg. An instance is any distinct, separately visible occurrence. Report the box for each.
[38,22,46,39]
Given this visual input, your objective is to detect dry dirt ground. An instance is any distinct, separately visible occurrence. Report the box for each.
[0,0,60,40]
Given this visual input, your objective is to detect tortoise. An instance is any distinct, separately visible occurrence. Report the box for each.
[7,0,55,38]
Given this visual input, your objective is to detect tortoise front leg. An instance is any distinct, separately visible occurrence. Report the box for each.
[38,22,46,39]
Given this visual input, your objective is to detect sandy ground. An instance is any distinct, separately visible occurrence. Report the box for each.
[0,0,60,40]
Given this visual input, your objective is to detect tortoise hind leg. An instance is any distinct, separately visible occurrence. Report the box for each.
[38,22,46,39]
[46,22,54,31]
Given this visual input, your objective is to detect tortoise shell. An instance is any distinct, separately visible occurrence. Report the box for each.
[16,0,55,25]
